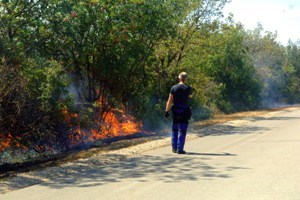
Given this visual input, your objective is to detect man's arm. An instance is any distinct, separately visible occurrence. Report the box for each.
[165,94,173,112]
[189,87,193,99]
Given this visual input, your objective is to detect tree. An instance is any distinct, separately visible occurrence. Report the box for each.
[201,23,261,113]
[140,0,230,127]
[0,0,69,150]
[284,41,300,103]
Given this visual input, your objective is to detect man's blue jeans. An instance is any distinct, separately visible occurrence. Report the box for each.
[172,123,188,152]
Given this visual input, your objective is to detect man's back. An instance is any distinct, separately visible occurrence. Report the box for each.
[170,84,191,107]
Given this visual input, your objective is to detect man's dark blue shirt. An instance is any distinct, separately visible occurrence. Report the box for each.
[170,83,192,107]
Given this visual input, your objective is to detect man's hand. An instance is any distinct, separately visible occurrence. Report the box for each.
[164,111,170,119]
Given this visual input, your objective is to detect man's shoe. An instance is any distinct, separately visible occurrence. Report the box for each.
[177,150,186,154]
[172,149,177,153]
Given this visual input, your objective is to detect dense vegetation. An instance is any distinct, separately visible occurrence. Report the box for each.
[1,0,300,151]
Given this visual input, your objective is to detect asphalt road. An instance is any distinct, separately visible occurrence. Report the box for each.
[2,107,300,200]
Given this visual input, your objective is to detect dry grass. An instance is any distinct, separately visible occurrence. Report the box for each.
[192,106,298,129]
[0,137,153,178]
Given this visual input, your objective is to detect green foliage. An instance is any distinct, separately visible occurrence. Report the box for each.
[182,22,261,113]
[211,24,262,112]
[0,1,71,149]
[22,59,70,111]
[283,42,300,103]
[1,0,300,153]
[0,58,70,148]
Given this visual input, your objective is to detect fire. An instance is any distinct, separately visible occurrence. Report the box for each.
[0,132,26,151]
[97,110,142,138]
[63,104,142,147]
[0,133,12,151]
[0,105,142,151]
[1,105,142,151]
[62,108,79,125]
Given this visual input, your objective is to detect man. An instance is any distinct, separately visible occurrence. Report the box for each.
[165,72,192,154]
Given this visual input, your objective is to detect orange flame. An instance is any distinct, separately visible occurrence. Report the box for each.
[0,133,12,151]
[93,110,142,139]
[63,103,142,147]
[0,132,27,151]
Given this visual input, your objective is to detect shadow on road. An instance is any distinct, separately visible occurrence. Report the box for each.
[42,154,245,188]
[1,152,247,191]
[192,124,269,137]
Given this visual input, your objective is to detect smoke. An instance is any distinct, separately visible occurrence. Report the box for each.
[67,82,81,104]
[65,77,87,107]
[250,46,287,108]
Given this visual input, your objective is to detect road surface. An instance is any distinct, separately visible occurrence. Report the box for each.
[1,107,300,200]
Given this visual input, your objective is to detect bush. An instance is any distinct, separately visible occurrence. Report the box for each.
[0,58,71,150]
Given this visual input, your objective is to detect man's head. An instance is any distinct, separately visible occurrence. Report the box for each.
[178,72,188,82]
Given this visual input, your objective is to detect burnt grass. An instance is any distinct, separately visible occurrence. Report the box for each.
[0,105,296,179]
[0,132,156,178]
